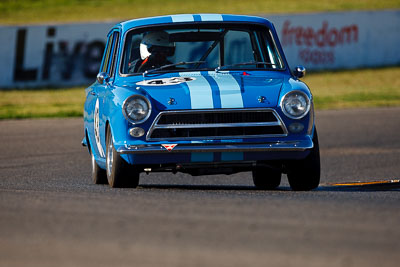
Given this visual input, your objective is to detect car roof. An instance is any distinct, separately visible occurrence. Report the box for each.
[116,14,274,32]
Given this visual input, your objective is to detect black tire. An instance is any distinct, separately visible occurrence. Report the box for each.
[287,129,321,191]
[252,166,282,190]
[106,127,139,188]
[90,142,108,184]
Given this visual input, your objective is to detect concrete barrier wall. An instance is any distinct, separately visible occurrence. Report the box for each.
[0,10,399,88]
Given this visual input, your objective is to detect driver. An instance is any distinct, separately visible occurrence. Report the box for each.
[129,31,175,73]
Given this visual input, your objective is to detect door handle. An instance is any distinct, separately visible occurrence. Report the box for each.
[90,91,97,96]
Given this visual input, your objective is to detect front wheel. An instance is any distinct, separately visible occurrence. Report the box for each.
[90,145,107,185]
[286,129,321,191]
[252,167,281,190]
[106,127,139,188]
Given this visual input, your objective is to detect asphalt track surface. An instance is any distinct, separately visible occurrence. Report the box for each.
[0,107,399,267]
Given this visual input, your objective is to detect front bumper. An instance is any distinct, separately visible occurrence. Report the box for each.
[117,139,313,154]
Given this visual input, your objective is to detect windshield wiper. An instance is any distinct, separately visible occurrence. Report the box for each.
[215,61,276,72]
[143,61,206,76]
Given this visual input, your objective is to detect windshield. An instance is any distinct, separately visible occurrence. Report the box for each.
[120,24,285,75]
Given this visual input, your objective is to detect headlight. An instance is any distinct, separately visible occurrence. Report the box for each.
[281,90,310,119]
[122,95,151,124]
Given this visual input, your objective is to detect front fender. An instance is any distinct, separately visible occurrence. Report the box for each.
[102,86,130,151]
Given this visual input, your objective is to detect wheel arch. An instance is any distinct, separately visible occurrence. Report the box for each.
[105,120,110,143]
[85,129,91,154]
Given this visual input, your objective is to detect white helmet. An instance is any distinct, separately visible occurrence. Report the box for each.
[139,31,175,60]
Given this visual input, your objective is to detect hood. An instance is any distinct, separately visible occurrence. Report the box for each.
[134,72,284,111]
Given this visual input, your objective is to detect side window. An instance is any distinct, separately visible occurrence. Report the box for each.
[108,32,120,77]
[100,31,120,77]
[100,34,113,73]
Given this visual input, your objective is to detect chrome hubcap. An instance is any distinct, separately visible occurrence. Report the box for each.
[106,136,113,177]
[91,152,96,174]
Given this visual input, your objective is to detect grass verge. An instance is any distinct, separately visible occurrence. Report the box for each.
[304,67,400,109]
[0,87,84,119]
[1,0,399,24]
[0,67,399,120]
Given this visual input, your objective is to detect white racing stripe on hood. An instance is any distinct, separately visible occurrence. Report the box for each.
[180,72,213,109]
[209,71,243,108]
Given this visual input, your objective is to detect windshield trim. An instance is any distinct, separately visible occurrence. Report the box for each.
[120,68,287,78]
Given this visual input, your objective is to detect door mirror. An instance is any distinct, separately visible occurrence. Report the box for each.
[293,65,306,78]
[97,72,110,85]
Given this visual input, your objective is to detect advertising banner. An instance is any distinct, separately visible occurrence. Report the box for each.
[0,22,113,88]
[268,10,400,70]
[0,10,399,88]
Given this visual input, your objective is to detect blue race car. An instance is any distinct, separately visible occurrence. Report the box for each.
[83,14,320,190]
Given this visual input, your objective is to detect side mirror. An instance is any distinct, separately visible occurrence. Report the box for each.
[293,65,306,78]
[97,72,110,85]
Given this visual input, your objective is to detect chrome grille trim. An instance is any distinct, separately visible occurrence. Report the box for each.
[146,108,288,141]
[153,122,281,129]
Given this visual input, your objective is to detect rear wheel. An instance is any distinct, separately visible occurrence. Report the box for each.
[106,127,139,188]
[287,129,320,191]
[252,166,282,190]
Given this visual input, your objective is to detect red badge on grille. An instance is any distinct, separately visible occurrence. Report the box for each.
[162,144,177,151]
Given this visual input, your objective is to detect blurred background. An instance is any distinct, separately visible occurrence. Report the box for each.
[0,0,399,119]
[1,3,400,267]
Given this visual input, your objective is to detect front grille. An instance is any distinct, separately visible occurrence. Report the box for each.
[157,111,277,125]
[147,109,287,141]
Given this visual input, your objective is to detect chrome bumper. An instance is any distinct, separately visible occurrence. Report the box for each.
[117,139,313,154]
